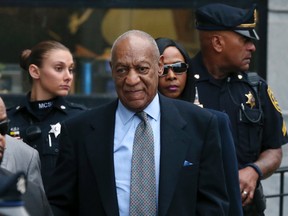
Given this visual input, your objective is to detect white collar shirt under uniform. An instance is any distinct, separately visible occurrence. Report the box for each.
[114,94,161,216]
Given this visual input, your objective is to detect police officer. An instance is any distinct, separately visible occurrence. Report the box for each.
[182,3,288,216]
[7,40,87,191]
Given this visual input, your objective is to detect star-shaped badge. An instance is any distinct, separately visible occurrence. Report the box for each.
[49,122,61,138]
[245,91,256,109]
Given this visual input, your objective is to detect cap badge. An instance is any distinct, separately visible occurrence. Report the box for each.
[238,9,257,28]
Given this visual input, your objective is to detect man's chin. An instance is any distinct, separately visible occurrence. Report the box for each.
[122,99,149,112]
[241,62,250,71]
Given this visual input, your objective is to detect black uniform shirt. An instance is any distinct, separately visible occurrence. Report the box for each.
[183,52,288,167]
[6,93,87,190]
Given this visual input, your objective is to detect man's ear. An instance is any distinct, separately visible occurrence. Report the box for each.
[28,64,40,80]
[158,55,164,76]
[211,35,224,53]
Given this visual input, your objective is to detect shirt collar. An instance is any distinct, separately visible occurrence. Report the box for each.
[15,92,69,114]
[117,93,160,125]
[194,52,245,84]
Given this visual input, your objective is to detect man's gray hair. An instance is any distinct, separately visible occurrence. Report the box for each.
[111,30,160,61]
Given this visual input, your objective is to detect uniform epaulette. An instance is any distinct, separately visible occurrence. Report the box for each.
[66,101,88,110]
[6,105,21,112]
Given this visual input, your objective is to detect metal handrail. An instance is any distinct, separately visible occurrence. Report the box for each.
[265,166,288,216]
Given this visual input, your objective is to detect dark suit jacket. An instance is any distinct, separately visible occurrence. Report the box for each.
[207,109,243,216]
[47,95,229,216]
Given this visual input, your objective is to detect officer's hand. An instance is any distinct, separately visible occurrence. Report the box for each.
[239,166,259,206]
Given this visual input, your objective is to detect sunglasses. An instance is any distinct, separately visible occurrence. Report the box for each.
[0,119,9,136]
[162,62,188,76]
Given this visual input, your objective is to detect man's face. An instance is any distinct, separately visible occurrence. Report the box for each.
[0,131,6,164]
[111,36,163,112]
[221,31,256,72]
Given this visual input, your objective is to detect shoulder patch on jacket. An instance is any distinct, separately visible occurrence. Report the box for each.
[267,86,281,113]
[283,121,287,136]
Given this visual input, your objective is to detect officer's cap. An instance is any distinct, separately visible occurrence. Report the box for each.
[195,3,259,40]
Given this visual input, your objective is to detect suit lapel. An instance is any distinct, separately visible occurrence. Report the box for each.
[158,96,190,216]
[1,138,16,171]
[84,100,120,216]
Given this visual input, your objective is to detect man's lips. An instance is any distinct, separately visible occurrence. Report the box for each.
[124,89,144,98]
[243,58,251,64]
[125,89,143,94]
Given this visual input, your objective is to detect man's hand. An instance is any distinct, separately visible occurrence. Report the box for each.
[239,147,282,206]
[239,166,259,206]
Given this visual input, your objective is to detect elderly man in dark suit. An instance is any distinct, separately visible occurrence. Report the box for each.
[47,30,229,216]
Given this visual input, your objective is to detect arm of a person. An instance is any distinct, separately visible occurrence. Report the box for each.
[197,114,229,215]
[24,180,54,216]
[26,148,45,191]
[255,147,282,179]
[240,81,285,205]
[218,112,243,216]
[240,147,282,206]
